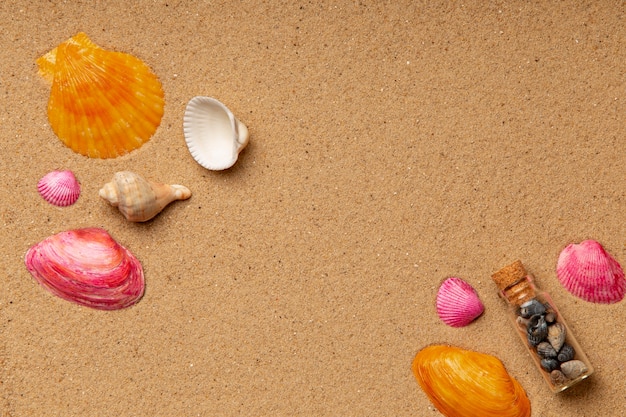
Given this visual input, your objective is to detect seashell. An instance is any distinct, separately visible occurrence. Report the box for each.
[37,170,80,206]
[183,96,249,170]
[556,239,625,304]
[547,322,566,352]
[557,344,575,362]
[519,299,546,318]
[24,228,144,310]
[516,316,530,331]
[412,345,531,417]
[536,341,557,359]
[37,32,164,158]
[526,314,548,346]
[560,360,588,380]
[99,171,191,222]
[544,312,557,324]
[435,277,484,327]
[550,370,567,386]
[540,358,560,372]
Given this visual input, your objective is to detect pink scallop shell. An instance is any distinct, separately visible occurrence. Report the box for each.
[37,170,81,207]
[556,239,625,304]
[436,277,485,327]
[24,228,145,310]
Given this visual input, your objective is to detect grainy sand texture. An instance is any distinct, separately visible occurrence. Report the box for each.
[1,1,625,416]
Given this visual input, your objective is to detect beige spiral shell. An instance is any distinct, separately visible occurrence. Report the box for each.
[99,171,191,222]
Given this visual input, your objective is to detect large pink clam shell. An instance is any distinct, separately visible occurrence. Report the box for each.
[37,170,81,207]
[556,239,625,304]
[436,277,484,327]
[24,228,144,310]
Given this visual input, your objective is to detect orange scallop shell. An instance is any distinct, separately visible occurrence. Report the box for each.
[37,32,164,158]
[412,345,531,417]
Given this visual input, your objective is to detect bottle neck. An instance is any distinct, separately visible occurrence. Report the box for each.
[500,275,537,306]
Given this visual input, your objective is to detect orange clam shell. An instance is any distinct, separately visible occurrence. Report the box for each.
[37,32,164,158]
[412,345,531,417]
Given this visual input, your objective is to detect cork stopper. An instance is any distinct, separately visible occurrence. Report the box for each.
[491,260,527,291]
[491,260,535,305]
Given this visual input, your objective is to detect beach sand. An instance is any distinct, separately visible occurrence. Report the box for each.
[1,1,624,415]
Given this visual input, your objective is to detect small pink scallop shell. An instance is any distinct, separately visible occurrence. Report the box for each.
[556,239,625,304]
[436,277,485,327]
[37,170,81,206]
[24,228,145,310]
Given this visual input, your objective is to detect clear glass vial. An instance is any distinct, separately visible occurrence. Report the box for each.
[491,260,593,393]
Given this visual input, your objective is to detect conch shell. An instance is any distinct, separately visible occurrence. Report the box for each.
[24,228,144,310]
[99,171,191,222]
[412,345,531,417]
[37,32,164,158]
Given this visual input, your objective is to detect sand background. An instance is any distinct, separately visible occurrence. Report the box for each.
[1,1,625,416]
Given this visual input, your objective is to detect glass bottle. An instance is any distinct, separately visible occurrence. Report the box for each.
[491,260,593,393]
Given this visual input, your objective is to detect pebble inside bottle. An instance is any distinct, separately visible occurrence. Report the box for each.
[491,260,593,393]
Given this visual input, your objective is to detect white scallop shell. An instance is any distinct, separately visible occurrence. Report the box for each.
[183,96,249,170]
